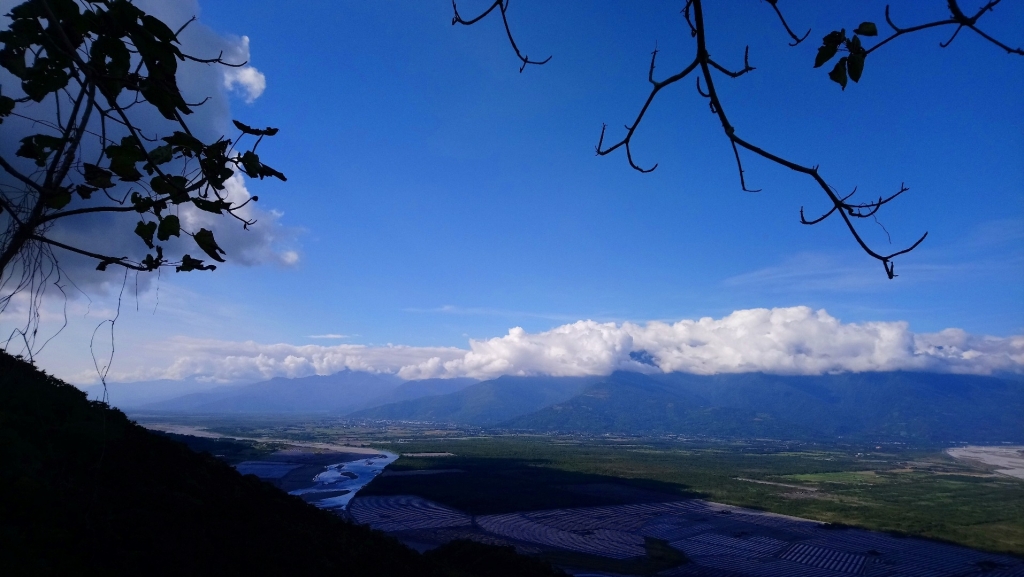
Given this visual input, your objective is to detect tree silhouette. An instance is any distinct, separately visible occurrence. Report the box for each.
[452,0,1022,279]
[0,0,284,350]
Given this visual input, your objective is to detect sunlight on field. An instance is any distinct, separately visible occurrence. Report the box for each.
[784,471,887,484]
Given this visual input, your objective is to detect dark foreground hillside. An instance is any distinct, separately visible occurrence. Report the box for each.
[0,352,563,576]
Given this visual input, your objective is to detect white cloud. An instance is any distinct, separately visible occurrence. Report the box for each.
[224,66,266,103]
[93,307,1023,384]
[221,36,266,103]
[177,172,299,268]
[89,338,465,384]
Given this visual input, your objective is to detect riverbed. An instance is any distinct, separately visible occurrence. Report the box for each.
[286,451,398,510]
[947,445,1024,480]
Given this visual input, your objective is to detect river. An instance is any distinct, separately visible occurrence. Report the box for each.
[287,451,398,510]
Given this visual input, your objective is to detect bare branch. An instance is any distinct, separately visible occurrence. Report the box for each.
[730,139,761,193]
[0,156,45,195]
[28,234,149,272]
[871,1,1021,57]
[452,0,550,72]
[688,0,925,278]
[447,0,1022,277]
[36,205,139,226]
[708,46,755,78]
[595,56,700,173]
[763,0,811,46]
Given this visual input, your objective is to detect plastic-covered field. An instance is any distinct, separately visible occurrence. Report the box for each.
[350,495,1024,576]
[349,495,472,532]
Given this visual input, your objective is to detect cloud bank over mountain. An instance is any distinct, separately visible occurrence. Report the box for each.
[97,307,1023,384]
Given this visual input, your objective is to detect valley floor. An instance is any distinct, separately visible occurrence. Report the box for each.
[135,416,1024,557]
[350,493,1024,576]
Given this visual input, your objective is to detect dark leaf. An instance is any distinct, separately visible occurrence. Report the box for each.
[200,159,234,190]
[43,187,72,210]
[848,35,863,53]
[233,119,279,136]
[105,137,146,182]
[141,246,165,270]
[16,134,63,167]
[257,163,287,182]
[84,163,114,188]
[0,94,14,123]
[22,59,71,101]
[150,175,189,203]
[192,197,231,214]
[148,144,174,166]
[0,44,29,79]
[193,228,226,262]
[176,254,216,272]
[135,220,157,249]
[141,14,177,43]
[848,52,865,83]
[131,191,155,213]
[75,184,96,199]
[829,57,848,90]
[822,30,845,49]
[854,22,878,36]
[814,44,838,68]
[141,253,161,270]
[157,214,181,241]
[162,131,204,154]
[240,150,261,177]
[89,35,130,98]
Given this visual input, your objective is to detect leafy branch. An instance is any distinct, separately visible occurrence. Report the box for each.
[0,0,286,279]
[452,0,1021,279]
[0,0,285,354]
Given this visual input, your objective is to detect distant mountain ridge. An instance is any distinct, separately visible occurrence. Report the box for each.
[127,369,1024,443]
[506,371,1024,443]
[353,371,1024,443]
[349,375,603,426]
[135,371,477,414]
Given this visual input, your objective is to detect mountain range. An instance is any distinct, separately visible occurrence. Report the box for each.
[119,370,1024,443]
[118,371,478,414]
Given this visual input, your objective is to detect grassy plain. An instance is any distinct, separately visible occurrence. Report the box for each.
[134,415,1024,555]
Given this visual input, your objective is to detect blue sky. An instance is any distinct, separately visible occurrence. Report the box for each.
[9,0,1023,383]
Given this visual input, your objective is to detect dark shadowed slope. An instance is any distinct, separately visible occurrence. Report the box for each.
[652,371,1024,441]
[139,370,404,413]
[0,352,422,575]
[0,352,565,577]
[349,375,602,426]
[505,372,815,439]
[505,372,1024,443]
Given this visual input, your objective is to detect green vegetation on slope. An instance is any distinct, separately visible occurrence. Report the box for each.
[503,371,1024,443]
[0,352,563,576]
[350,375,600,425]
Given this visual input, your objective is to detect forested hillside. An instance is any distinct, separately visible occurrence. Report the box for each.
[0,352,562,576]
[505,372,1024,443]
[346,371,1023,443]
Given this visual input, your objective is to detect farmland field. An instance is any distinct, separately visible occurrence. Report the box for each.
[136,416,1024,555]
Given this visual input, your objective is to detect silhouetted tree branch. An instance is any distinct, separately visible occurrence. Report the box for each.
[453,0,1020,279]
[452,0,551,72]
[0,0,286,353]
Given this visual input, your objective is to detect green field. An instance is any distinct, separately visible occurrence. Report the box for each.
[136,416,1024,555]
